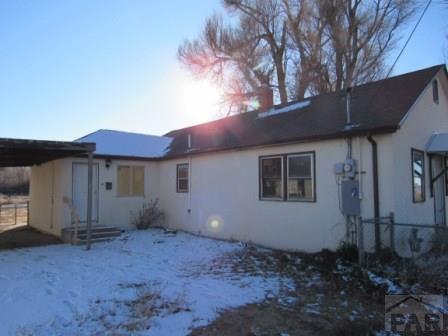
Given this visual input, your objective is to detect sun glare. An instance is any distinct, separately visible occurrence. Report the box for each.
[178,74,222,125]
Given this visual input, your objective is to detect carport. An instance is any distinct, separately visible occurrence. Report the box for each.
[0,138,96,249]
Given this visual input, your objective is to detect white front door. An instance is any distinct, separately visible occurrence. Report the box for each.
[432,156,446,226]
[72,162,99,223]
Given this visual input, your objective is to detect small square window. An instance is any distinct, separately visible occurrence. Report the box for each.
[117,166,145,197]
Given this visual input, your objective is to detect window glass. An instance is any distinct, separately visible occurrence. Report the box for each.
[177,164,189,192]
[117,165,145,197]
[117,166,131,196]
[287,155,313,200]
[261,157,283,199]
[412,149,425,202]
[288,155,311,177]
[132,166,145,196]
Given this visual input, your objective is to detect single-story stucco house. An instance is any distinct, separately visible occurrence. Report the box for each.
[18,64,448,254]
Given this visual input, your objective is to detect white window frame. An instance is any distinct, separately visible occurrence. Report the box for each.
[260,155,284,200]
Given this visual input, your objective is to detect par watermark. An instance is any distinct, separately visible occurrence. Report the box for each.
[385,295,448,335]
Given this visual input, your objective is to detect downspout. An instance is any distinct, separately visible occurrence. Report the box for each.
[367,136,380,252]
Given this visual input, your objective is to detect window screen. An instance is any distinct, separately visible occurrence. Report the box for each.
[260,156,283,199]
[287,154,314,201]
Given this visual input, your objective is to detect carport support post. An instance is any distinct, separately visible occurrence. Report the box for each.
[86,152,93,250]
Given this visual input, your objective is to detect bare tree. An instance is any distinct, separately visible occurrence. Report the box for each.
[178,0,416,112]
[315,0,415,92]
[178,0,289,113]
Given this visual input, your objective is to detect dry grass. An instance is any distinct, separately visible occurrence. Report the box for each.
[74,281,190,335]
[0,194,29,227]
[189,244,385,336]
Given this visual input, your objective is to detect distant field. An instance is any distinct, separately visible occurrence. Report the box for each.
[0,194,29,227]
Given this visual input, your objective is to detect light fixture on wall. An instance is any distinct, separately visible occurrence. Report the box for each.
[105,158,112,169]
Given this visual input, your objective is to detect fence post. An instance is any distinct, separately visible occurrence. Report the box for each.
[14,204,17,225]
[389,212,395,254]
[358,217,365,265]
[27,201,30,226]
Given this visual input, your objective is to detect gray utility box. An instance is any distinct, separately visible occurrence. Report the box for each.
[341,180,360,216]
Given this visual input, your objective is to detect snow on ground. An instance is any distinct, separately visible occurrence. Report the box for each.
[0,229,292,335]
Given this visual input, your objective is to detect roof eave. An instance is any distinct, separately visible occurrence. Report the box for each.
[162,126,398,160]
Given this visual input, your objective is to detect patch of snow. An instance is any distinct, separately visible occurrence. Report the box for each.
[305,303,320,315]
[258,100,311,118]
[0,230,291,336]
[75,129,173,158]
[367,271,402,294]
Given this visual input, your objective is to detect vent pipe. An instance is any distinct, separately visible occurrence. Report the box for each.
[187,134,192,150]
[346,87,352,127]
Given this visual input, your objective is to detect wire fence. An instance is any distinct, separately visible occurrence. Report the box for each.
[358,213,448,265]
[0,202,29,227]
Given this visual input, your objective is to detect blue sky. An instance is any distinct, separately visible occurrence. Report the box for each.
[0,0,446,141]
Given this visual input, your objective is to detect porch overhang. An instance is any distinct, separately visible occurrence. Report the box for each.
[425,133,448,155]
[0,138,95,167]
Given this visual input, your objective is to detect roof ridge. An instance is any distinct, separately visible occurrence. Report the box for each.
[164,64,445,136]
[77,129,172,142]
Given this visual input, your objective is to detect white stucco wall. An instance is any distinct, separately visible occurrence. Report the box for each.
[29,161,57,235]
[28,70,447,253]
[158,136,394,252]
[30,134,395,252]
[389,69,448,255]
[30,157,160,234]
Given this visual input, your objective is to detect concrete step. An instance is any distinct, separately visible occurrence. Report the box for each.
[76,230,121,240]
[64,226,119,234]
[76,236,119,245]
[62,226,122,245]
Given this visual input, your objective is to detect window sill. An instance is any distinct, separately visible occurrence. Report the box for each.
[259,198,316,203]
[117,195,145,198]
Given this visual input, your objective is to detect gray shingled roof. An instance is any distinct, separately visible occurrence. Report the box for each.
[164,64,446,158]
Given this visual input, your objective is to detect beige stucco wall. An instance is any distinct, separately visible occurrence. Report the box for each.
[158,135,394,252]
[29,161,57,235]
[29,69,448,253]
[30,157,159,234]
[30,135,394,252]
[389,69,448,255]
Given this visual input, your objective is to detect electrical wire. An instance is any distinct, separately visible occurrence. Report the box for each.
[360,0,433,125]
[385,0,432,79]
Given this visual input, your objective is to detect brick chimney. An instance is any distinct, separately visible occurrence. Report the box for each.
[257,86,273,111]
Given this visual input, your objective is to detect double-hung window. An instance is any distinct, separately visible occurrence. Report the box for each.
[177,163,189,193]
[260,152,315,201]
[411,149,425,203]
[260,156,283,199]
[287,154,314,201]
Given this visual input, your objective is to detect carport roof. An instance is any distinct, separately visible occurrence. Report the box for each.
[426,133,448,154]
[0,138,96,167]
